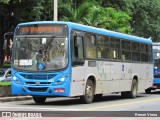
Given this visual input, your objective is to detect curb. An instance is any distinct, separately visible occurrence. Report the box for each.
[0,96,32,102]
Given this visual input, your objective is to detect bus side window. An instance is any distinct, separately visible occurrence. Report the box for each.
[74,36,84,59]
[85,34,97,59]
[132,42,140,61]
[110,38,121,60]
[71,32,84,66]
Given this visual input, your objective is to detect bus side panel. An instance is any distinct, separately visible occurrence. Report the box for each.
[140,64,147,90]
[96,61,110,94]
[141,64,153,90]
[109,62,121,92]
[70,66,86,96]
[145,64,154,89]
[86,61,103,94]
[131,63,142,90]
[70,61,153,97]
[132,63,153,92]
[119,62,132,92]
[70,61,104,96]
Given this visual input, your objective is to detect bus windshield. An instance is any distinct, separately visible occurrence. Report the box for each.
[153,45,160,78]
[13,36,68,71]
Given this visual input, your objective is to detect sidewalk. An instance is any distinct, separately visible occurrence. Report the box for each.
[0,95,32,102]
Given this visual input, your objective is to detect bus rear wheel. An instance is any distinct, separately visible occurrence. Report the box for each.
[127,79,138,98]
[145,88,151,94]
[94,94,103,101]
[32,96,46,104]
[80,79,94,104]
[121,79,138,98]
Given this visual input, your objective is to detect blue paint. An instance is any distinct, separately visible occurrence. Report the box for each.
[122,64,124,71]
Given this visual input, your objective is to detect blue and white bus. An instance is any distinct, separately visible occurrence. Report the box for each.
[11,21,153,104]
[145,42,160,93]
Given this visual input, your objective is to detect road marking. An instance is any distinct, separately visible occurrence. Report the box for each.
[84,97,160,111]
[1,106,80,111]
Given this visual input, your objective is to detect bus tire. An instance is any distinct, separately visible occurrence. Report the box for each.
[80,79,94,104]
[94,94,103,101]
[121,92,127,98]
[126,79,138,98]
[145,88,151,94]
[32,96,46,104]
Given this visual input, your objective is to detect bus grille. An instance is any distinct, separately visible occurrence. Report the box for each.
[20,74,56,80]
[28,87,48,92]
[25,82,51,85]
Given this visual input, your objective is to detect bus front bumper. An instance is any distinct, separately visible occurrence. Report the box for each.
[11,81,69,97]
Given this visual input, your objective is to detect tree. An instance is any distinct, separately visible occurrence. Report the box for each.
[96,0,160,41]
[0,0,47,67]
[128,0,160,42]
[58,0,96,23]
[59,0,131,33]
[83,6,131,33]
[0,0,10,4]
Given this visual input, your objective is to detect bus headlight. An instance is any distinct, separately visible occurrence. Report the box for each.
[12,75,22,84]
[13,76,17,80]
[55,74,68,85]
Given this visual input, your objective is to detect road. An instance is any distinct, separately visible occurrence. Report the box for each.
[0,91,160,119]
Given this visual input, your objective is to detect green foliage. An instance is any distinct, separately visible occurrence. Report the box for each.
[0,81,11,86]
[59,0,131,34]
[129,0,160,41]
[0,0,10,4]
[59,0,96,23]
[98,0,160,41]
[83,6,131,34]
[1,0,160,41]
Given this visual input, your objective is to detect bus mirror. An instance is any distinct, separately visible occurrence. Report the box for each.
[3,39,7,50]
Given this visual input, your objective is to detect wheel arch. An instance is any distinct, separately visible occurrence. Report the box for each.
[133,75,139,90]
[87,75,96,93]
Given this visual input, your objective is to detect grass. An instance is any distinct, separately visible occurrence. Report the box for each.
[0,81,11,86]
[3,63,11,67]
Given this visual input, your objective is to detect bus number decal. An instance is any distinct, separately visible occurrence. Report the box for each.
[122,64,124,71]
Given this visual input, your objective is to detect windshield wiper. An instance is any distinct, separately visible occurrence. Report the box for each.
[48,35,61,49]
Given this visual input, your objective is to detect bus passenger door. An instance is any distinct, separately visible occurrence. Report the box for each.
[70,32,85,96]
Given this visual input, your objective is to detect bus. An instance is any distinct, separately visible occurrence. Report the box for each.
[11,21,153,104]
[145,42,160,93]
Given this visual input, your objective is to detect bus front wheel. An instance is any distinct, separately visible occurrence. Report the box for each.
[32,96,46,104]
[80,79,94,104]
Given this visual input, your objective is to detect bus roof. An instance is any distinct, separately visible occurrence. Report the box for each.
[17,21,152,44]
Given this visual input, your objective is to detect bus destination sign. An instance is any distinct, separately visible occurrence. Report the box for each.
[16,24,68,36]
